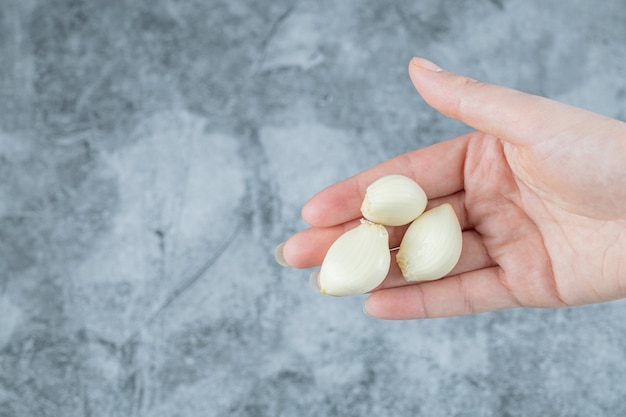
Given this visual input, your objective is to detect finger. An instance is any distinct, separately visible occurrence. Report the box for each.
[364,267,521,320]
[408,57,600,147]
[281,219,362,269]
[301,133,471,227]
[379,229,495,290]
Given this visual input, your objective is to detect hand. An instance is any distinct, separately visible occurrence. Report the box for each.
[279,57,626,319]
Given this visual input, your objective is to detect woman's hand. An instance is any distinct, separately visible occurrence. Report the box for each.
[279,57,626,319]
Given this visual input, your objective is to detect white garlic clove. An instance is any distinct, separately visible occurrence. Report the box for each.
[319,220,391,296]
[360,174,428,226]
[396,203,462,282]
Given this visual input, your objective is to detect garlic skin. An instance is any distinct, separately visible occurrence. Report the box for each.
[319,220,391,296]
[360,174,428,226]
[396,203,462,282]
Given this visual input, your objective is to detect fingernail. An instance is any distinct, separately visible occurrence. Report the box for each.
[410,57,443,72]
[362,297,372,317]
[309,270,321,292]
[274,242,290,267]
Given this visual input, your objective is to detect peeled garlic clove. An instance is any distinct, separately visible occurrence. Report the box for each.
[396,203,462,282]
[319,220,391,296]
[360,174,428,226]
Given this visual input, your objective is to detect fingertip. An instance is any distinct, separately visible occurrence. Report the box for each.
[301,187,336,226]
[407,57,459,120]
[362,290,409,320]
[300,198,318,226]
[277,236,306,268]
[300,183,362,227]
[279,237,298,267]
[277,228,330,269]
[409,56,443,73]
[363,285,433,320]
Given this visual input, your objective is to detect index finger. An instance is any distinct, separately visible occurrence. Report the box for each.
[302,132,471,227]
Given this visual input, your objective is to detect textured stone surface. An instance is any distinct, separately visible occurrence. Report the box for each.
[1,0,626,416]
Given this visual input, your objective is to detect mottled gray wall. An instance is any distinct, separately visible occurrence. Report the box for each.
[1,0,625,416]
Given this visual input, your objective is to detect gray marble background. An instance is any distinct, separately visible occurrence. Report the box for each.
[1,0,626,416]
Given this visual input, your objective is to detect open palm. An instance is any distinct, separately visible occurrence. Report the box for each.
[281,58,626,319]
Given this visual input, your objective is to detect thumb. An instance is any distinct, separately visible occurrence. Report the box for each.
[409,57,626,220]
[408,57,594,147]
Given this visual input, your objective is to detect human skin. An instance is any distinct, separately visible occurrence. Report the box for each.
[280,57,626,320]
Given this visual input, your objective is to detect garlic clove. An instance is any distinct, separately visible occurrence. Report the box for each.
[319,220,391,296]
[360,174,428,226]
[396,203,462,282]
